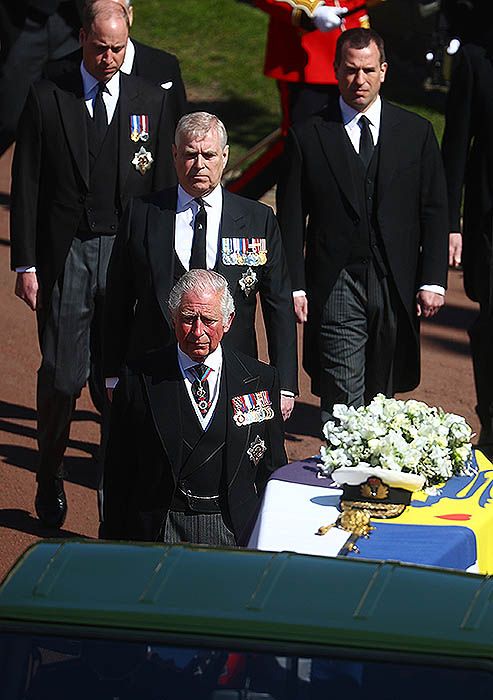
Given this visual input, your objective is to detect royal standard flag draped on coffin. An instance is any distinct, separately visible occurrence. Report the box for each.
[396,451,493,573]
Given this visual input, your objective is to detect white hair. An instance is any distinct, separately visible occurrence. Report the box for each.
[168,270,235,324]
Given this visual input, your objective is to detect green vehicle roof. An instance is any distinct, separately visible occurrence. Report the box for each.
[1,541,492,660]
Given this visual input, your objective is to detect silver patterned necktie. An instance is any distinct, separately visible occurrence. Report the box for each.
[190,363,211,416]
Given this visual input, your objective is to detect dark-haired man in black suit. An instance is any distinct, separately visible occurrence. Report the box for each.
[103,269,287,545]
[277,27,448,426]
[10,0,176,529]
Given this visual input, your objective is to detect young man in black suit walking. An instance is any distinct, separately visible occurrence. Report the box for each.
[277,28,448,426]
[10,0,176,528]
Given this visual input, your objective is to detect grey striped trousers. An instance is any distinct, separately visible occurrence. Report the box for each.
[319,261,397,425]
[163,511,237,546]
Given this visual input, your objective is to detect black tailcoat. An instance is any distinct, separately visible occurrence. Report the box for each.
[442,40,493,307]
[10,69,175,324]
[277,98,448,393]
[44,39,187,129]
[103,187,298,394]
[103,346,287,544]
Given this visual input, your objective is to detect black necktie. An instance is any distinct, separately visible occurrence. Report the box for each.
[358,115,374,169]
[92,81,108,149]
[189,198,207,270]
[190,364,211,416]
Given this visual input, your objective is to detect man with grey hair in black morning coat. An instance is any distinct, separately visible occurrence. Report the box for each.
[103,269,287,546]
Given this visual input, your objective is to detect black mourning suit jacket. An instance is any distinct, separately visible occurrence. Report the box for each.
[103,186,298,394]
[0,1,82,60]
[9,68,175,323]
[277,98,448,394]
[442,39,493,307]
[103,345,287,544]
[44,39,187,128]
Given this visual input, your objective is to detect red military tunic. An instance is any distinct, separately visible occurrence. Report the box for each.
[255,0,371,85]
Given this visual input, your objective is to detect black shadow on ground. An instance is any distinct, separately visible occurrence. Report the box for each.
[0,400,98,424]
[422,335,470,357]
[0,444,99,489]
[426,301,476,332]
[0,508,93,538]
[420,300,476,357]
[0,400,99,488]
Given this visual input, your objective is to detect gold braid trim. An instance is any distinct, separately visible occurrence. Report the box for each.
[317,505,375,538]
[278,0,325,22]
[341,499,407,519]
[338,507,374,537]
[291,8,303,26]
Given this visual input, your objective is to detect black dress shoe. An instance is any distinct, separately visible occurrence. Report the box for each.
[35,477,67,528]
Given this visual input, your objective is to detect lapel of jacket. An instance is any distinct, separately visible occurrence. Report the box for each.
[315,104,359,217]
[118,73,145,194]
[375,100,402,207]
[142,346,182,483]
[146,187,178,324]
[223,349,261,488]
[215,189,248,275]
[55,70,90,189]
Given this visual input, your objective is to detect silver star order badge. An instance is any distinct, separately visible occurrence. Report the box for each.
[239,267,257,297]
[247,435,266,466]
[132,145,153,175]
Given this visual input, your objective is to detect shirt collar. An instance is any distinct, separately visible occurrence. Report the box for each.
[177,343,223,375]
[120,38,135,75]
[80,61,121,99]
[339,95,382,131]
[176,183,223,213]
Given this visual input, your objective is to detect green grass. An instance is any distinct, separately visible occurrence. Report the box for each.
[132,1,445,164]
[132,0,280,164]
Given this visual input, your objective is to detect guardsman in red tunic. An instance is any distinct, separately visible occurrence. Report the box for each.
[255,0,380,132]
[227,1,382,197]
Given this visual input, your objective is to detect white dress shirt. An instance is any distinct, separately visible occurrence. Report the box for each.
[81,62,120,123]
[120,38,135,75]
[175,184,223,271]
[339,95,443,295]
[120,38,173,90]
[293,96,444,297]
[177,344,223,430]
[106,185,224,391]
[16,63,121,274]
[339,94,381,152]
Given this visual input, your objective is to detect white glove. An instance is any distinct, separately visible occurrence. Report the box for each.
[312,5,348,32]
[446,38,461,56]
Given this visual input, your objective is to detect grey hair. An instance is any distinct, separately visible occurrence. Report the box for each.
[175,112,228,150]
[168,269,235,324]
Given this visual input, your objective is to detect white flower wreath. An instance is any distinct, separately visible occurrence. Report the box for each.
[320,394,476,489]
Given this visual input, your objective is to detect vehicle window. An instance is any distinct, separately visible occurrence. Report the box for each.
[0,632,491,700]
